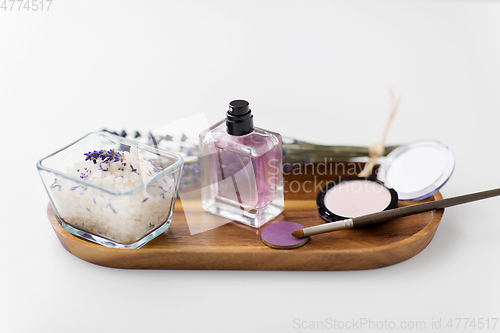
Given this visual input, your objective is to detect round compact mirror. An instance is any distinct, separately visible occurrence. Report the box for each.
[377,140,455,201]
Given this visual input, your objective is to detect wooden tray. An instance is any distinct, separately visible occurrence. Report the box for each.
[47,162,444,270]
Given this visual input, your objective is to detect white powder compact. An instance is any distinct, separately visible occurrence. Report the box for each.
[316,177,398,222]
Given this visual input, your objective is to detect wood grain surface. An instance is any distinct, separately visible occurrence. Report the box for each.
[47,162,444,270]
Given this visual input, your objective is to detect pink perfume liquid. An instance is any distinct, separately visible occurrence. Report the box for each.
[212,132,281,209]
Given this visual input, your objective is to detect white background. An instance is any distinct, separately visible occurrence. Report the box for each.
[2,1,500,332]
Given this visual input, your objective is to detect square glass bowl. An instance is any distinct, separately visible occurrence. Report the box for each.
[37,131,184,249]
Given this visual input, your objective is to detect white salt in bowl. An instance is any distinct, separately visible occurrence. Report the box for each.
[37,131,184,249]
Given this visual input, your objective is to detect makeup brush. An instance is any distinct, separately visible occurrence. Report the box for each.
[292,187,500,238]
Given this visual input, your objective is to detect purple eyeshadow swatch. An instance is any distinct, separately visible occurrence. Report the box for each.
[261,221,309,249]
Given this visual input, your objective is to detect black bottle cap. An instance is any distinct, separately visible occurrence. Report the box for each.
[226,100,254,136]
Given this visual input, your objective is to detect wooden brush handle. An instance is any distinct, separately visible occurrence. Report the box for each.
[294,187,500,238]
[353,188,500,227]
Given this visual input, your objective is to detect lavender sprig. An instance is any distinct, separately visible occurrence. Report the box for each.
[103,129,399,163]
[103,129,400,192]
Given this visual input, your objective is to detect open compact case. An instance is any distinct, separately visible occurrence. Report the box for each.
[315,139,455,223]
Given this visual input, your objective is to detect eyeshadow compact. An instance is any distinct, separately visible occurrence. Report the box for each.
[316,140,455,223]
[317,177,398,222]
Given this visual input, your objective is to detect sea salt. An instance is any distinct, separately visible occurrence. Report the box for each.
[51,149,176,244]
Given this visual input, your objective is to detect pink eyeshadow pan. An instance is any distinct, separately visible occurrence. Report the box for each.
[316,177,398,222]
[324,180,391,217]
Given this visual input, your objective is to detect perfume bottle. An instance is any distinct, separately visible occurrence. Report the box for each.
[199,100,284,228]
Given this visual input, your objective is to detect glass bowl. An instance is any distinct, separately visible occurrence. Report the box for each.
[37,131,184,249]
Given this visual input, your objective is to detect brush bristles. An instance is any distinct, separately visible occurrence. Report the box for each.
[291,229,304,238]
